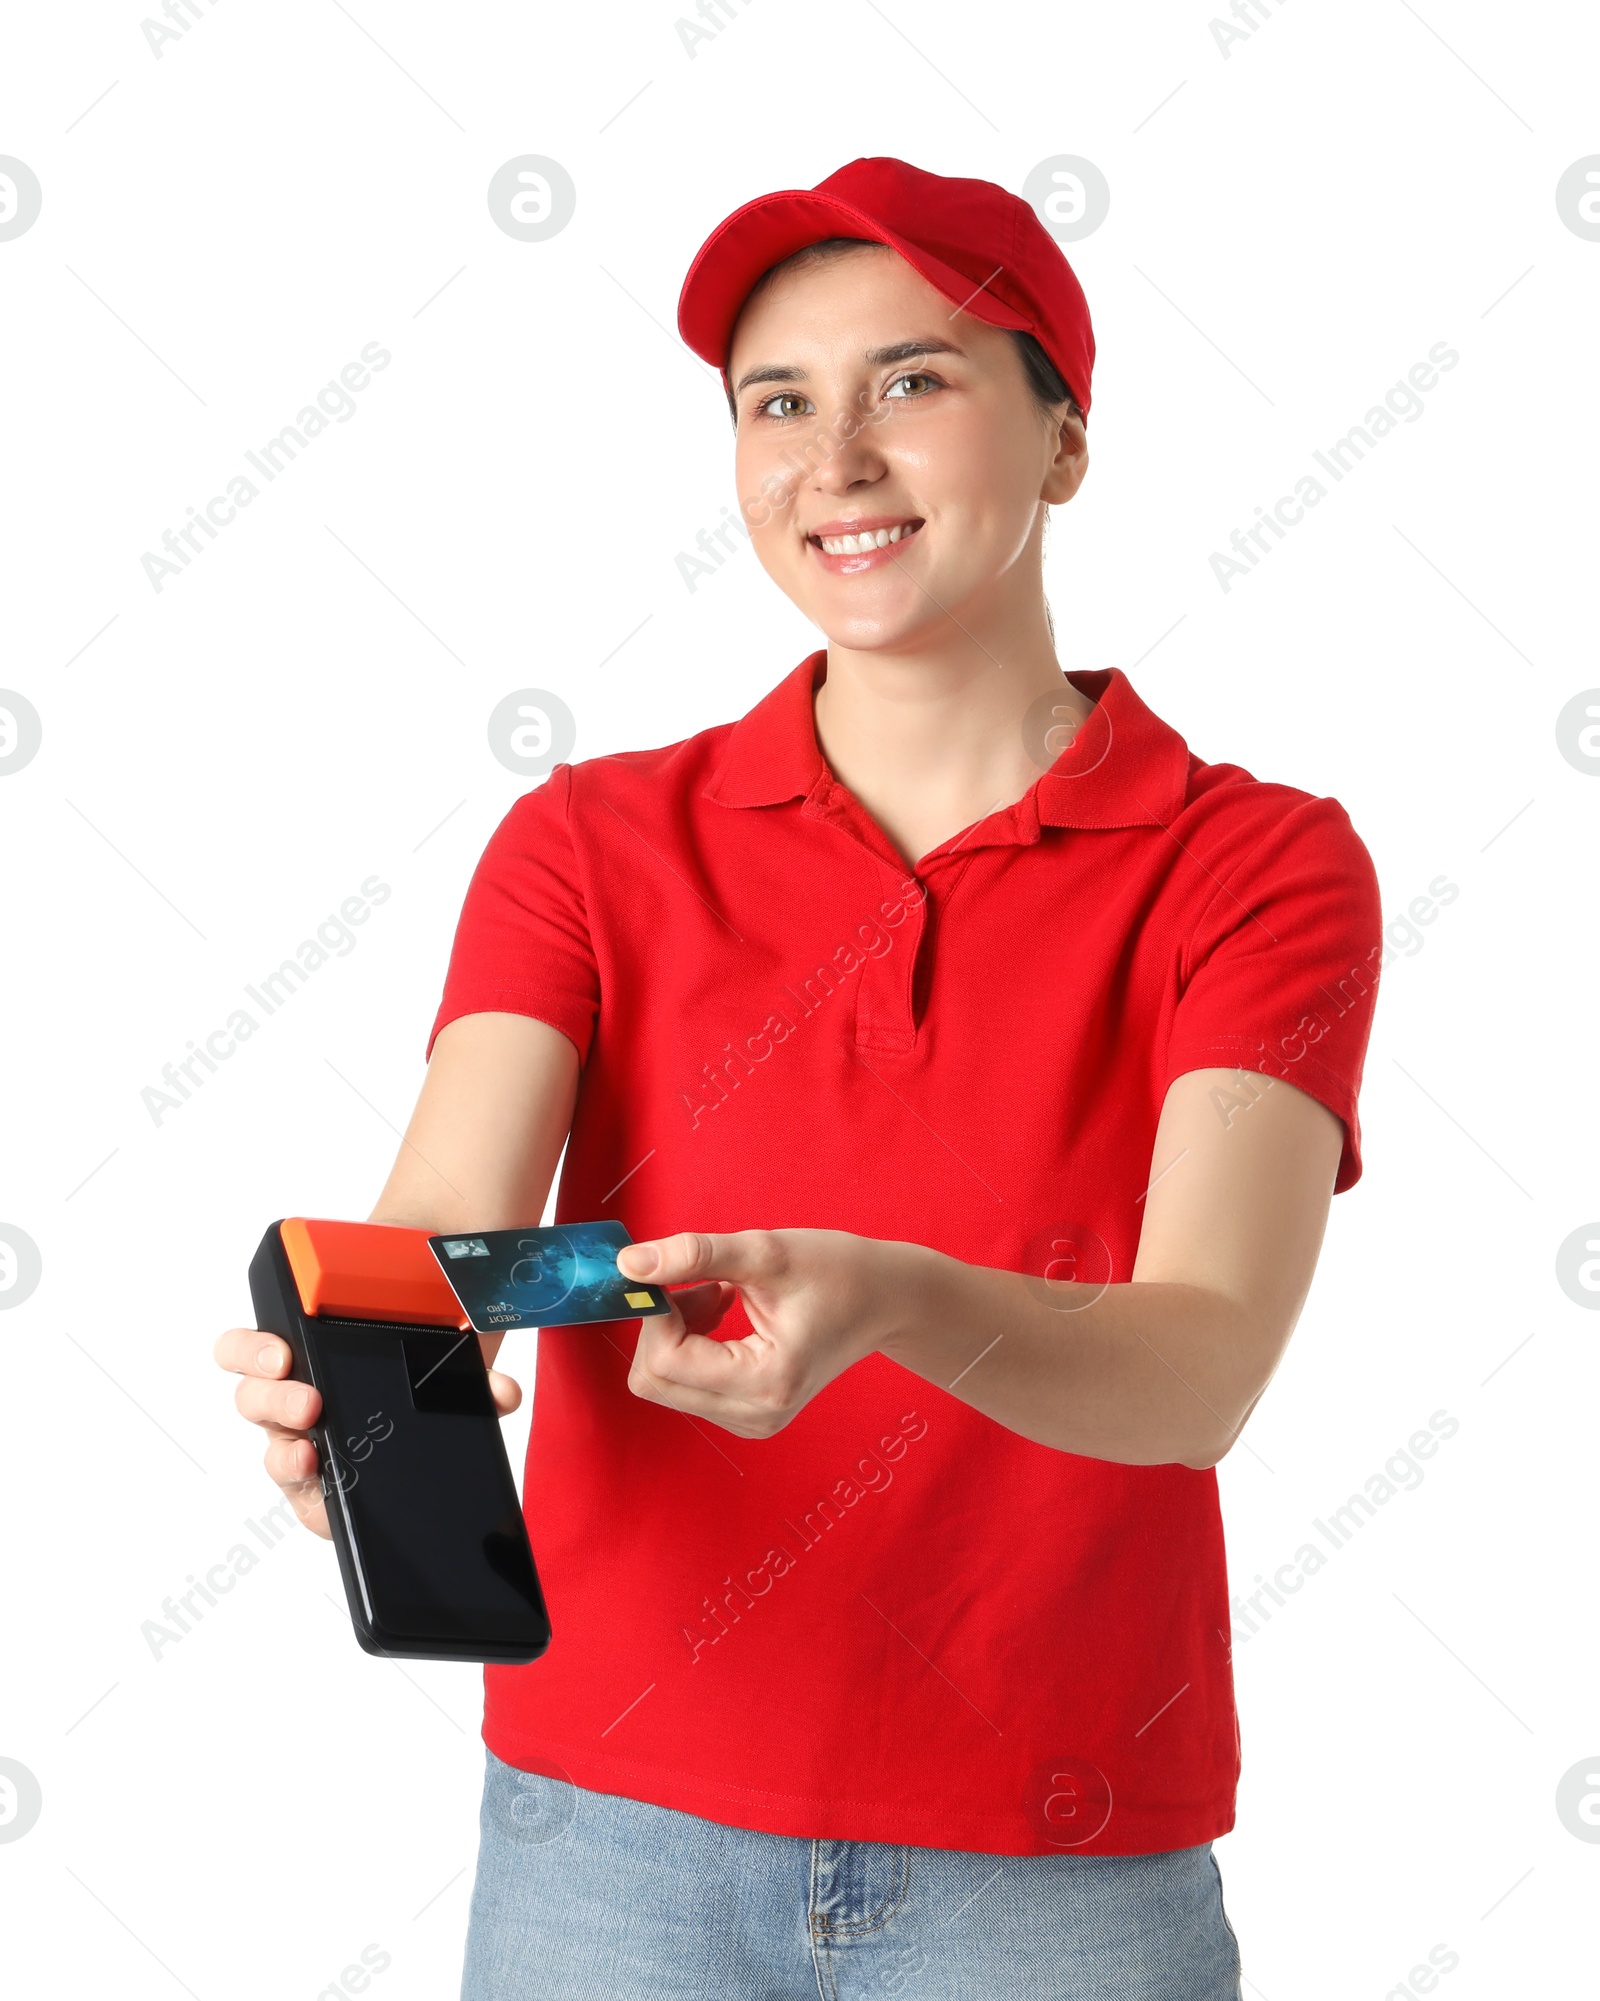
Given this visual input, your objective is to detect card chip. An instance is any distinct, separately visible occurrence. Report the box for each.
[624,1290,655,1309]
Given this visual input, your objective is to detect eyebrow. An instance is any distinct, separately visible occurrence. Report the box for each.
[731,337,968,398]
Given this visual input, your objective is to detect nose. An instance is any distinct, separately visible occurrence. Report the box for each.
[804,400,889,497]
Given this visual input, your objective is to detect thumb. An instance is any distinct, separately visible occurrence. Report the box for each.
[617,1229,777,1289]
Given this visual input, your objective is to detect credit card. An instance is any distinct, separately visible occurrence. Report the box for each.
[425,1221,672,1332]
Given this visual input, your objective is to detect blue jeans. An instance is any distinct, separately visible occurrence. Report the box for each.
[462,1750,1243,2000]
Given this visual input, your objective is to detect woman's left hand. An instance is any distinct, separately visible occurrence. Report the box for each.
[616,1229,921,1437]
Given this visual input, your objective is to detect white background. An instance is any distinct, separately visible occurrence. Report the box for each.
[2,1,1597,1995]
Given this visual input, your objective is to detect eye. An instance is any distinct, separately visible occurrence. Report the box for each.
[753,389,813,421]
[885,371,941,401]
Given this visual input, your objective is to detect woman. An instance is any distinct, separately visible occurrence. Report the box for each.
[218,157,1381,1998]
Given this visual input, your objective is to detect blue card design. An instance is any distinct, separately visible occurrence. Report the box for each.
[426,1221,672,1331]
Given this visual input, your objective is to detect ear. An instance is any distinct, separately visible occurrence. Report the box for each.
[1041,406,1089,506]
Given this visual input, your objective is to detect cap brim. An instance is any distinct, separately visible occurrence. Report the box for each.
[677,187,1032,375]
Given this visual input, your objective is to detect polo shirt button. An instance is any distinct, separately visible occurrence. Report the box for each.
[855,889,923,1053]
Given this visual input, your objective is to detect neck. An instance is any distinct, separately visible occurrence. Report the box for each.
[812,607,1095,869]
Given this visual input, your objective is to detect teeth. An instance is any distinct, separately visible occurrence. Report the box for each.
[817,522,917,555]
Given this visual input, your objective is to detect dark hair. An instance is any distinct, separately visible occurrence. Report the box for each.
[723,235,1085,426]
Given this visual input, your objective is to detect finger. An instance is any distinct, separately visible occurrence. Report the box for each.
[263,1438,331,1538]
[234,1374,321,1430]
[618,1228,782,1290]
[264,1433,321,1487]
[486,1368,522,1416]
[671,1280,736,1336]
[631,1314,770,1400]
[626,1346,772,1432]
[214,1326,292,1378]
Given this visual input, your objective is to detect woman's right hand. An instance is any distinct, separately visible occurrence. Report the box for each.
[211,1017,587,1538]
[213,1327,334,1537]
[214,1323,530,1539]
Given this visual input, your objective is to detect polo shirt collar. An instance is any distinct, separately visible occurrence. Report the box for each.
[703,649,830,812]
[703,649,1192,837]
[1034,667,1193,832]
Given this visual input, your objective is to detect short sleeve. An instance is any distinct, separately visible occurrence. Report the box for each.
[426,763,599,1064]
[1163,796,1382,1193]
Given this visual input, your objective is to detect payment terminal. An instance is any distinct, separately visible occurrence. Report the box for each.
[247,1217,551,1664]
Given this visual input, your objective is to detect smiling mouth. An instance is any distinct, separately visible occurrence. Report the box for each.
[809,518,924,556]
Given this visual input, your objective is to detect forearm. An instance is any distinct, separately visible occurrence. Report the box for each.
[877,1244,1274,1469]
[362,1015,577,1232]
[365,1013,580,1373]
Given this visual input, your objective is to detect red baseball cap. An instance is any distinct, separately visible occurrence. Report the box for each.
[677,156,1095,418]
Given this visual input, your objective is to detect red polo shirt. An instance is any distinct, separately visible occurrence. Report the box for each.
[427,649,1382,1857]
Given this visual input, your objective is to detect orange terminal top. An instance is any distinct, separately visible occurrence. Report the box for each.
[279,1217,471,1329]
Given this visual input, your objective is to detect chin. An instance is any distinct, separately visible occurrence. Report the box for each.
[814,611,933,654]
[795,584,940,655]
